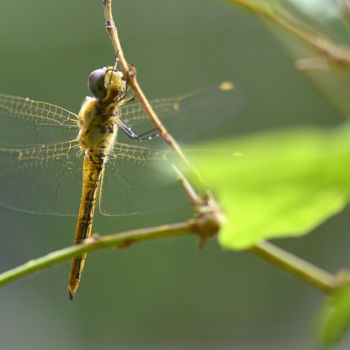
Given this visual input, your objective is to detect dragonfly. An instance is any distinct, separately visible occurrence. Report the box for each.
[0,66,243,299]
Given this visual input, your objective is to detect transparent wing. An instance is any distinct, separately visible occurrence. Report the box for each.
[0,82,243,217]
[0,94,79,146]
[0,141,83,215]
[0,93,83,215]
[99,141,184,216]
[100,82,244,215]
[118,82,244,141]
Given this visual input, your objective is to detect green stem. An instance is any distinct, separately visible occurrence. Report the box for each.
[229,0,350,67]
[1,222,341,295]
[252,240,338,294]
[0,221,193,287]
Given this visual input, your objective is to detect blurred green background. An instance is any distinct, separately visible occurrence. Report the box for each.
[1,0,349,349]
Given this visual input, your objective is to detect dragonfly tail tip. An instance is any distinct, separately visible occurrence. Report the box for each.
[68,288,75,300]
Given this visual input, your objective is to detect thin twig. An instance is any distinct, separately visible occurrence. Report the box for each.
[0,220,208,288]
[103,0,207,190]
[252,241,339,294]
[103,1,187,156]
[172,164,204,208]
[229,0,350,69]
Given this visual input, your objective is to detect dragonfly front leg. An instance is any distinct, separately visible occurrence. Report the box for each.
[117,94,136,105]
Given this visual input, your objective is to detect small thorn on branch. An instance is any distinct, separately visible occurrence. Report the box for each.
[197,237,207,249]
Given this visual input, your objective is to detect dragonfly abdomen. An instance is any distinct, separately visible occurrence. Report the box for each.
[68,155,104,299]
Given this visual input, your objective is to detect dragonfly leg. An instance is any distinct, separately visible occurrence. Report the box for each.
[118,94,135,106]
[117,118,158,141]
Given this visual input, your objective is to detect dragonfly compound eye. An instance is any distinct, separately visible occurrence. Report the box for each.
[88,68,107,100]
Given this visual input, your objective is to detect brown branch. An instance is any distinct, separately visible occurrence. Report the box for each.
[103,0,207,191]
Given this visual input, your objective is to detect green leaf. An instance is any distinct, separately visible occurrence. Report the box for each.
[187,123,350,249]
[317,284,350,346]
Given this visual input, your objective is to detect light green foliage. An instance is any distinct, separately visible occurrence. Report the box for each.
[317,285,350,346]
[188,122,350,249]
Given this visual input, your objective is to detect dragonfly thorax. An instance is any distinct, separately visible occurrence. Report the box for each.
[77,96,119,161]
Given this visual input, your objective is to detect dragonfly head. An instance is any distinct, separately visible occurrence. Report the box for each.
[88,66,126,103]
